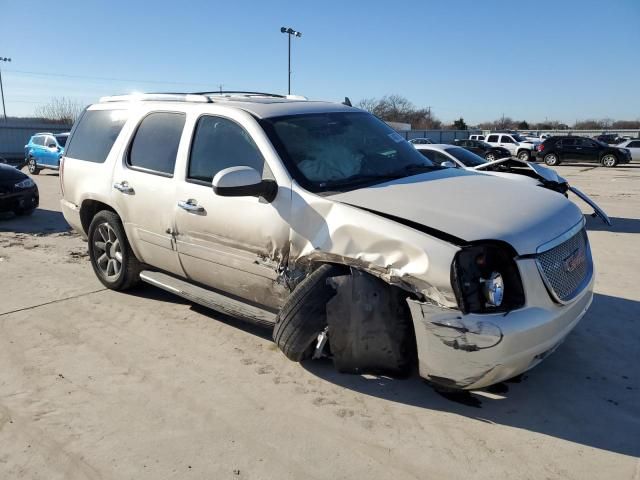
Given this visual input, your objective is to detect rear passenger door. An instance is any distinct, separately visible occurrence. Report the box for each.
[558,138,578,161]
[173,114,292,310]
[111,111,187,277]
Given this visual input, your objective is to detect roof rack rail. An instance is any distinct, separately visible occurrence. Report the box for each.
[99,93,212,103]
[193,90,286,98]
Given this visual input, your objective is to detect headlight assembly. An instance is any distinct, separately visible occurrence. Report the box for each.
[14,178,35,189]
[451,243,524,314]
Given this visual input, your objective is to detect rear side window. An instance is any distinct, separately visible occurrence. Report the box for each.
[128,112,186,175]
[487,135,499,142]
[188,115,265,183]
[65,110,128,163]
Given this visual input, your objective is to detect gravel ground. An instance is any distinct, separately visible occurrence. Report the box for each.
[1,164,638,480]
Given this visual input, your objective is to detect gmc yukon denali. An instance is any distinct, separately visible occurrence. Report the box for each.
[60,92,595,390]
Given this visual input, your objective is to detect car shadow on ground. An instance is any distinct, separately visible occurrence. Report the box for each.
[585,214,640,233]
[0,208,71,234]
[300,292,640,458]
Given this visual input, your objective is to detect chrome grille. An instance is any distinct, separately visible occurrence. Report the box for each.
[536,227,592,303]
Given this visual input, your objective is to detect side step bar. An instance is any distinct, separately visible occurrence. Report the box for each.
[139,270,277,328]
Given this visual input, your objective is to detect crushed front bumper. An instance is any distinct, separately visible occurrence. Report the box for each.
[407,258,594,390]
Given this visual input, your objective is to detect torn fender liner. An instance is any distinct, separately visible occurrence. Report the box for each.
[407,299,504,388]
[326,270,416,377]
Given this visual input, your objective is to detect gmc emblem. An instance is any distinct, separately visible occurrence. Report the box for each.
[564,247,586,273]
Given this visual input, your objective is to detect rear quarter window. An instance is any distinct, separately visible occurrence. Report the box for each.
[65,109,129,163]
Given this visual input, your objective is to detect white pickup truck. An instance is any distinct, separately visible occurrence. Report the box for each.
[484,133,538,161]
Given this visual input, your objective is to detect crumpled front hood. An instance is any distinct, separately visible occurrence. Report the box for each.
[330,169,583,255]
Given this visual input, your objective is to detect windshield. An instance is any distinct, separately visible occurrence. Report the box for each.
[511,134,527,142]
[444,147,487,167]
[260,112,438,192]
[55,135,68,147]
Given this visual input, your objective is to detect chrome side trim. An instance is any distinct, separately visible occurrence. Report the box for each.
[536,218,585,254]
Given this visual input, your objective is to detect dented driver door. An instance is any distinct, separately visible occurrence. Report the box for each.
[173,114,291,310]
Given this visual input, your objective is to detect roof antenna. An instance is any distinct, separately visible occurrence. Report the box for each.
[343,97,352,107]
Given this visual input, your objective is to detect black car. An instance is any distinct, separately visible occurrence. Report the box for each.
[536,136,632,167]
[0,164,39,216]
[594,133,622,145]
[453,139,511,162]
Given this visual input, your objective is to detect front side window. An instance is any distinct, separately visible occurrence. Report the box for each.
[628,141,640,148]
[128,112,185,175]
[500,135,514,144]
[260,112,437,192]
[188,116,265,183]
[32,136,44,146]
[65,109,129,163]
[487,135,499,142]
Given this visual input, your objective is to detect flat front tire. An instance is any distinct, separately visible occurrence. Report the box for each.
[87,210,141,290]
[273,264,345,361]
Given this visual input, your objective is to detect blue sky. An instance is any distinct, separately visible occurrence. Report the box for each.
[1,0,639,123]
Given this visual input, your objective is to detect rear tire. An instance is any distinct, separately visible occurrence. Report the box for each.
[601,154,618,168]
[544,153,560,166]
[87,210,141,291]
[27,157,40,175]
[485,153,496,162]
[273,264,344,361]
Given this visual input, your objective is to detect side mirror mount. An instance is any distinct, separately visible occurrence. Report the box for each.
[440,160,457,168]
[212,166,277,203]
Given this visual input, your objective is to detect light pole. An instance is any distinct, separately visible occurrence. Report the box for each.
[0,57,10,122]
[280,27,301,95]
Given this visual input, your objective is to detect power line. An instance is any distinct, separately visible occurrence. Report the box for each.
[3,69,214,87]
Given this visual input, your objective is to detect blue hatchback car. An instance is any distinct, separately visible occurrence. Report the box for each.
[24,132,69,174]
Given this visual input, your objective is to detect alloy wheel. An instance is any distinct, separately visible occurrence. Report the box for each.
[92,222,123,281]
[602,155,616,167]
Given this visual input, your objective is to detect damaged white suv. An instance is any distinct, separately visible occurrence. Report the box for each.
[60,92,594,390]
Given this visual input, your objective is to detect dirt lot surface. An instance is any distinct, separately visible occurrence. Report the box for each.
[1,165,639,479]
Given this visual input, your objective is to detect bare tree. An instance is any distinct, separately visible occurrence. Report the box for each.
[35,97,84,124]
[356,94,441,129]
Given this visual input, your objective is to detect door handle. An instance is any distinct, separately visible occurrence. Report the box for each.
[178,199,205,213]
[113,181,134,194]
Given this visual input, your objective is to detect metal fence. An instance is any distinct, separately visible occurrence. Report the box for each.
[400,129,482,143]
[0,122,72,161]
